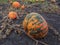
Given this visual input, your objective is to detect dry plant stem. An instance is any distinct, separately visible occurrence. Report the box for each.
[35,40,38,45]
[1,23,7,31]
[0,35,6,39]
[21,29,48,45]
[1,18,9,31]
[13,26,48,45]
[0,16,7,23]
[0,18,13,39]
[26,3,40,7]
[0,25,7,39]
[6,23,48,45]
[49,24,60,41]
[5,28,13,35]
[49,25,60,36]
[0,19,48,45]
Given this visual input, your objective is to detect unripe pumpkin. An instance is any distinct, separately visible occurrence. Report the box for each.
[12,1,21,8]
[8,11,17,19]
[23,13,48,38]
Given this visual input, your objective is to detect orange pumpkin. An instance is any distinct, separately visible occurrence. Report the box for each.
[23,12,48,38]
[21,5,25,10]
[8,11,17,19]
[12,1,21,8]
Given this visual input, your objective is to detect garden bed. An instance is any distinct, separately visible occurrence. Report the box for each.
[0,0,60,45]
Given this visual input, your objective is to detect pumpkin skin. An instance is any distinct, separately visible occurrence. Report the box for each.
[12,1,20,8]
[23,13,48,38]
[8,11,17,19]
[21,5,25,10]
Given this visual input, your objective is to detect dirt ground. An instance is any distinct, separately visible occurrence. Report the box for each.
[0,0,60,45]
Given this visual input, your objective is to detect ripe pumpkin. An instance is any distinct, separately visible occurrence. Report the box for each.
[21,5,25,10]
[23,12,48,38]
[12,1,21,8]
[8,11,17,19]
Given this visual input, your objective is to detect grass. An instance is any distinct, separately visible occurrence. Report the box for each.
[0,0,8,3]
[0,0,16,3]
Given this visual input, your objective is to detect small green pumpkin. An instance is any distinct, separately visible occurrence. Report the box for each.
[23,12,48,38]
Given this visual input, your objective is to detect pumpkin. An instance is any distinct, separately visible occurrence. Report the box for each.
[12,1,21,8]
[21,5,25,10]
[23,12,48,38]
[8,11,17,19]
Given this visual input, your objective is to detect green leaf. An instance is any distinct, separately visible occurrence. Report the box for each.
[0,0,16,3]
[0,0,8,3]
[29,0,36,3]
